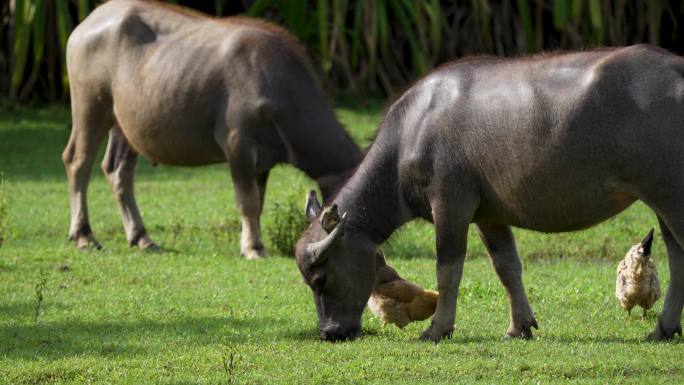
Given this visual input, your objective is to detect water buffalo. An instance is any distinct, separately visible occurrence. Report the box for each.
[62,0,360,258]
[296,45,684,341]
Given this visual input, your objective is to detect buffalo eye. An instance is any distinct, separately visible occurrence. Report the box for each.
[312,274,327,290]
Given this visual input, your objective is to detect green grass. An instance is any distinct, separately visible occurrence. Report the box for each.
[0,104,682,384]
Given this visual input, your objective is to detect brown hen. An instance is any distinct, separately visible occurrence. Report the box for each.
[367,252,438,328]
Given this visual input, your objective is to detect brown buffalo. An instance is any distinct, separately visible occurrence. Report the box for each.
[63,0,360,258]
[296,45,684,342]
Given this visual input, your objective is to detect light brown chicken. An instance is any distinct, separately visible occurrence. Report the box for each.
[367,252,439,328]
[616,228,662,317]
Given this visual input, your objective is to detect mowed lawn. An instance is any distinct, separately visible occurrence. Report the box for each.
[1,104,683,385]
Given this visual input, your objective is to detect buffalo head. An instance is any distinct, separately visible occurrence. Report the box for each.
[295,190,376,341]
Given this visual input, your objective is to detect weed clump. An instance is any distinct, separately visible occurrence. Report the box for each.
[266,189,308,257]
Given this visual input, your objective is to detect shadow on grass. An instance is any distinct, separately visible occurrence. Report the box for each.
[0,127,70,180]
[281,328,320,341]
[457,332,684,345]
[0,106,70,181]
[281,328,684,346]
[355,330,684,345]
[280,326,382,342]
[0,306,287,360]
[544,334,684,344]
[0,106,229,181]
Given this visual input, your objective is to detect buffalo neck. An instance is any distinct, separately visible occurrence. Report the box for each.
[334,127,408,245]
[302,113,361,180]
[279,98,361,194]
[268,50,361,194]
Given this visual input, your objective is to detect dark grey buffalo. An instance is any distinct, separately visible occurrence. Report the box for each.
[296,45,684,341]
[62,0,360,258]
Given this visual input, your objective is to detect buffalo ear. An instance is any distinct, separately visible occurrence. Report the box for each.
[640,228,655,256]
[321,204,341,233]
[305,190,322,222]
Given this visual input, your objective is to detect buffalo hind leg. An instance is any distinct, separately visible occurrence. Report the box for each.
[224,137,267,260]
[101,125,157,250]
[62,101,113,249]
[648,215,684,340]
[420,195,477,342]
[477,222,537,339]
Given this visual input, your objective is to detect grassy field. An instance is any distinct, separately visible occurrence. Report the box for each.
[1,104,682,384]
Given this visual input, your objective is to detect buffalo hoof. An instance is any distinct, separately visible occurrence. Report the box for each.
[420,323,453,343]
[242,246,266,260]
[72,234,103,251]
[135,235,161,251]
[76,240,103,251]
[647,319,682,341]
[504,316,538,340]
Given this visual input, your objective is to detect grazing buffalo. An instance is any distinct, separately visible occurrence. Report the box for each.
[63,0,360,258]
[296,45,684,341]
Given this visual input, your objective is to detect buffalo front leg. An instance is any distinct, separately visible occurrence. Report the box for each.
[225,139,267,260]
[477,222,537,339]
[257,170,269,217]
[420,198,476,342]
[101,125,157,250]
[648,215,684,340]
[62,100,112,249]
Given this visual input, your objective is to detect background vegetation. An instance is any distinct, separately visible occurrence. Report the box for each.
[2,0,684,103]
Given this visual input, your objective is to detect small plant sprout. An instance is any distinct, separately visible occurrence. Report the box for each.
[221,343,239,384]
[33,271,48,325]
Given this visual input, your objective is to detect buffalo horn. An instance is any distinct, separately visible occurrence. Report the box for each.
[306,212,347,266]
